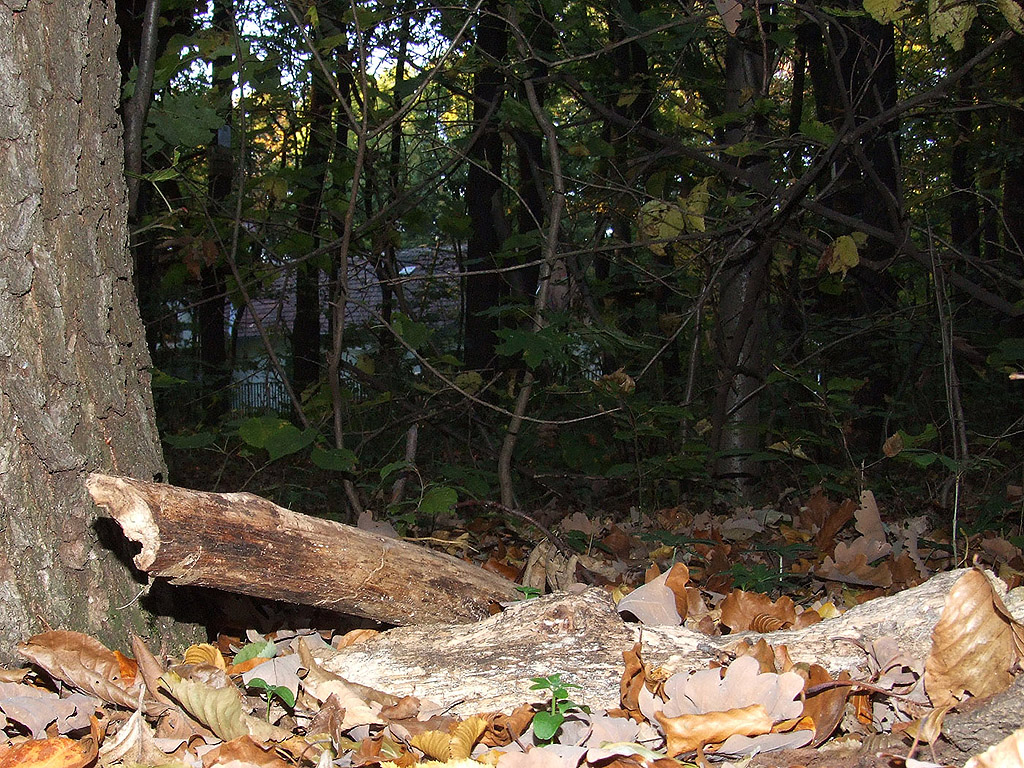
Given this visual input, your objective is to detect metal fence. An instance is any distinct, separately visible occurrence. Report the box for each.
[231,379,290,415]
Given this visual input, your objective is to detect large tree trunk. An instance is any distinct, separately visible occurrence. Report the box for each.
[0,0,199,663]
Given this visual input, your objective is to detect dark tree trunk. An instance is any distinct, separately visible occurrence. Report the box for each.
[198,0,235,421]
[291,57,335,397]
[0,0,199,664]
[463,0,508,372]
[710,14,775,488]
[805,3,902,448]
[1003,40,1024,255]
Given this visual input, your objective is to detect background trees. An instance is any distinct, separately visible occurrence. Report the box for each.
[120,0,1023,519]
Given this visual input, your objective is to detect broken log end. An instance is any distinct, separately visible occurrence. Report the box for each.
[86,473,160,570]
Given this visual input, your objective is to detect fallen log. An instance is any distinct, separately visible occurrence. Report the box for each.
[315,569,1024,717]
[85,473,519,626]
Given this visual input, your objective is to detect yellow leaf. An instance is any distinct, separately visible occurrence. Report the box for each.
[639,199,686,257]
[682,178,711,233]
[929,0,978,49]
[863,0,909,23]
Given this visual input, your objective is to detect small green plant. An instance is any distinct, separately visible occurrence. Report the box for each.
[247,677,296,719]
[529,674,591,743]
[516,586,541,600]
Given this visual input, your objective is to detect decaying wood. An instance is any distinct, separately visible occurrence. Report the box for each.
[317,569,1024,717]
[85,473,519,626]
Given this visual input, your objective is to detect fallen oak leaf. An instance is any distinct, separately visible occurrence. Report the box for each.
[655,704,773,756]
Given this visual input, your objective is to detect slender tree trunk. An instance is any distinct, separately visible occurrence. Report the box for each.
[0,0,199,664]
[291,51,335,397]
[463,0,508,371]
[199,0,235,421]
[710,15,774,488]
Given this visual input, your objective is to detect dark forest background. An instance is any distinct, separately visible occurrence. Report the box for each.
[116,0,1024,528]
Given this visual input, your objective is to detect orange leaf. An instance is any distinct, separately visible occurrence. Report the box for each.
[656,704,773,756]
[0,736,97,768]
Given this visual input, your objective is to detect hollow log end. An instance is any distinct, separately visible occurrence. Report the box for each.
[85,473,160,569]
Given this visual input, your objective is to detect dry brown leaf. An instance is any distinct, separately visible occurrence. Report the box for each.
[733,638,778,673]
[0,735,97,768]
[664,563,691,621]
[18,630,142,710]
[617,643,646,720]
[925,568,1020,706]
[720,590,796,633]
[334,628,381,649]
[203,735,294,767]
[479,703,536,747]
[450,716,488,759]
[800,665,850,746]
[818,535,894,587]
[656,704,773,756]
[965,727,1024,768]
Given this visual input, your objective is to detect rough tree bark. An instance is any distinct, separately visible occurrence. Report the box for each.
[0,0,198,664]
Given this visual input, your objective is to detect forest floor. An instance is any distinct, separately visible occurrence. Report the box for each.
[3,480,1024,768]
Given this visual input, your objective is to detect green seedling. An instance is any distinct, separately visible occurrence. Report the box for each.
[248,677,296,720]
[516,586,542,600]
[530,674,590,744]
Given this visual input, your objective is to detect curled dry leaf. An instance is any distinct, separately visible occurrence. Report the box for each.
[655,704,773,756]
[719,590,797,633]
[615,643,646,720]
[18,631,142,710]
[183,643,226,670]
[479,703,537,747]
[203,735,295,768]
[924,568,1022,706]
[159,670,292,743]
[616,569,683,626]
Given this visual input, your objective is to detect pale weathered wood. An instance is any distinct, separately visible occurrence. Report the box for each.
[317,569,1024,717]
[85,473,519,626]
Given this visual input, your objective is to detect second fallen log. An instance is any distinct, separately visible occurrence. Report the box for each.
[85,473,519,625]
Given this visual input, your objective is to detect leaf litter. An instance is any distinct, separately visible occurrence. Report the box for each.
[3,487,1024,767]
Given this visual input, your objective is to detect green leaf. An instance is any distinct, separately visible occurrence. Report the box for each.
[863,0,909,23]
[998,0,1024,32]
[531,711,564,742]
[233,640,277,664]
[380,460,410,480]
[237,417,315,460]
[929,0,977,49]
[799,119,837,145]
[392,313,433,350]
[723,140,764,158]
[638,199,686,257]
[420,485,458,516]
[311,446,358,472]
[248,678,296,708]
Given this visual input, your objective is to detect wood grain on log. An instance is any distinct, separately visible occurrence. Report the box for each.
[318,569,1024,717]
[85,473,519,626]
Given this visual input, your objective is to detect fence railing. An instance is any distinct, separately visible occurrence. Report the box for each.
[231,379,290,415]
